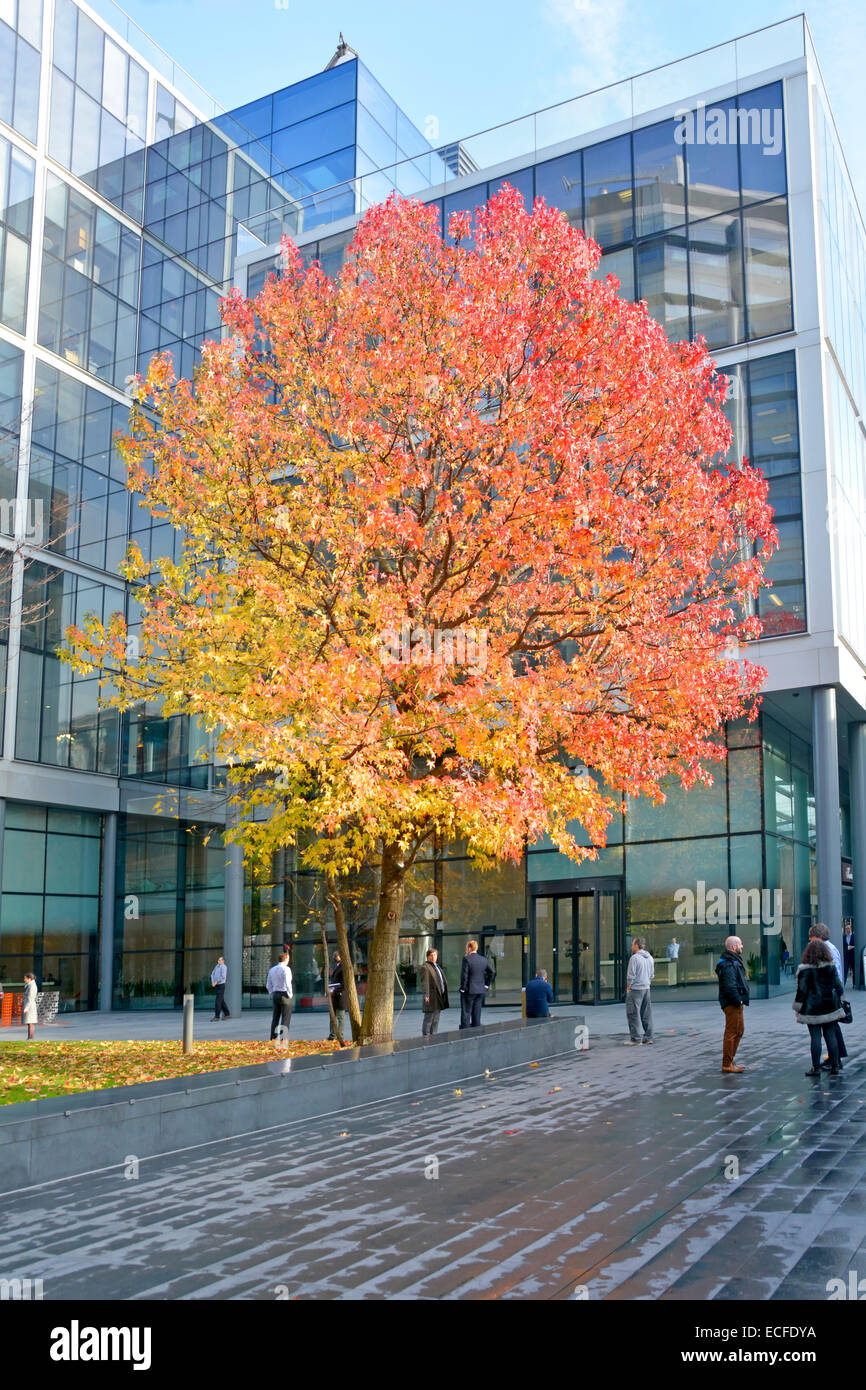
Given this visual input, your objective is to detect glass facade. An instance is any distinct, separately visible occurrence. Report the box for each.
[0,801,101,1011]
[113,814,225,1007]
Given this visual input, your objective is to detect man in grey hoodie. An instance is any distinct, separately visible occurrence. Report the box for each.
[625,937,655,1045]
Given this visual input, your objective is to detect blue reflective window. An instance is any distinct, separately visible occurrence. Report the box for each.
[688,210,744,350]
[683,96,740,223]
[489,168,534,208]
[357,105,398,172]
[288,145,354,196]
[444,183,485,243]
[583,134,633,248]
[747,352,798,477]
[357,62,395,140]
[13,36,39,141]
[738,83,786,204]
[743,198,792,339]
[272,61,356,131]
[535,151,582,228]
[271,102,356,169]
[53,0,77,79]
[635,232,689,341]
[75,10,103,101]
[633,119,685,237]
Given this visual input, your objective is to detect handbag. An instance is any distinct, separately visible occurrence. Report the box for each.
[840,999,853,1025]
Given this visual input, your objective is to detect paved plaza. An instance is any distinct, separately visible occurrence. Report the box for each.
[2,995,864,1301]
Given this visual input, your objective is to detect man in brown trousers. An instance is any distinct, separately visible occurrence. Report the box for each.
[715,935,750,1072]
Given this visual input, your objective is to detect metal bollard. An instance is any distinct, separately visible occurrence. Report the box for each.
[182,993,194,1054]
[521,986,527,1019]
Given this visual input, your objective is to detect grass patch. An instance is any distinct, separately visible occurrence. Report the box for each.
[0,1039,340,1105]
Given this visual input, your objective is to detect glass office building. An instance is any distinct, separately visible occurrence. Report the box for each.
[0,4,863,1013]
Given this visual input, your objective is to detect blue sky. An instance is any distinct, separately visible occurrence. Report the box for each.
[115,0,866,208]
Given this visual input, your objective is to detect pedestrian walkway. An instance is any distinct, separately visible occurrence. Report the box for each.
[1,994,862,1300]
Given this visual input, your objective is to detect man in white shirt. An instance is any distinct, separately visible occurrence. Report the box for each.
[210,956,229,1022]
[267,951,294,1041]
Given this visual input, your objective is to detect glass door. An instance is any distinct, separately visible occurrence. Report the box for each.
[479,929,526,1004]
[531,881,623,1004]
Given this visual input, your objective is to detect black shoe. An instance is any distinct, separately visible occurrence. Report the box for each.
[829,1067,841,1076]
[805,1068,820,1076]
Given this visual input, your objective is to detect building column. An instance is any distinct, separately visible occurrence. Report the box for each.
[811,687,843,945]
[99,812,118,1011]
[224,817,244,1017]
[849,721,866,988]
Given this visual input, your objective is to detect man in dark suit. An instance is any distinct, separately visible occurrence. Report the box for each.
[327,951,346,1041]
[419,947,449,1037]
[459,940,491,1029]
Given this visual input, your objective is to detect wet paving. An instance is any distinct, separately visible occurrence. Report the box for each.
[2,996,864,1300]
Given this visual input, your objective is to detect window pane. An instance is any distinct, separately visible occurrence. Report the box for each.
[738,83,786,203]
[635,232,689,341]
[747,351,798,476]
[594,246,634,300]
[688,210,744,348]
[634,118,685,236]
[535,151,582,228]
[743,198,792,339]
[583,134,633,248]
[684,96,740,222]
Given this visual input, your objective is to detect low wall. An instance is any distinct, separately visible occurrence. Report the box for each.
[0,1014,582,1191]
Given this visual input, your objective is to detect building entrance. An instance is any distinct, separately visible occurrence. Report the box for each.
[531,879,624,1004]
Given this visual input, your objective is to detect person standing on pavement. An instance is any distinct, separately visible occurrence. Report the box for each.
[267,950,294,1042]
[459,940,491,1029]
[525,968,554,1018]
[843,921,856,989]
[22,971,38,1040]
[419,947,449,1037]
[810,923,848,1072]
[210,956,230,1021]
[327,951,346,1041]
[794,939,845,1076]
[716,935,749,1072]
[624,937,654,1045]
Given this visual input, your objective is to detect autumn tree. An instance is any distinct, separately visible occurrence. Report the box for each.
[66,187,775,1043]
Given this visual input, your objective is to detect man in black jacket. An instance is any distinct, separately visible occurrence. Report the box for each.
[420,947,449,1037]
[716,935,749,1073]
[327,951,346,1041]
[459,940,492,1029]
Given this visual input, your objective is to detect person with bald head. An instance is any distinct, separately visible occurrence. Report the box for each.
[715,935,750,1073]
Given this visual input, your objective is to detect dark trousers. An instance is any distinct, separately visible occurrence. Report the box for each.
[213,983,229,1018]
[722,1004,745,1067]
[328,1008,345,1040]
[422,1010,440,1037]
[808,1022,840,1070]
[459,993,483,1029]
[270,992,293,1040]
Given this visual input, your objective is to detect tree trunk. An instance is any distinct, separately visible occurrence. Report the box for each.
[326,875,363,1044]
[359,841,406,1044]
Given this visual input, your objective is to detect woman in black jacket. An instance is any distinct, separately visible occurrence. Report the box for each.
[793,940,845,1076]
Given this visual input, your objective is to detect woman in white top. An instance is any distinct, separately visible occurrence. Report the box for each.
[22,971,38,1040]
